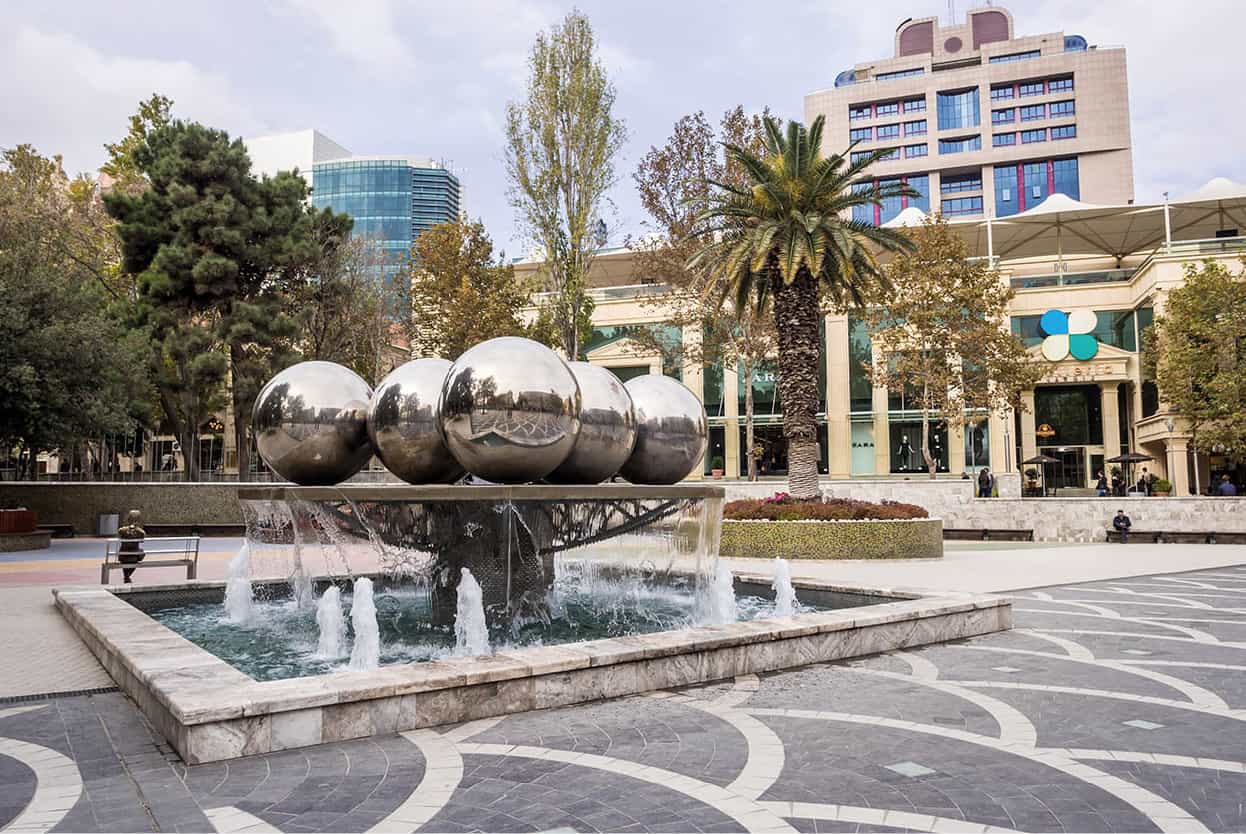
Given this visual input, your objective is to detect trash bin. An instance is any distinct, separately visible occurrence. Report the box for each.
[98,513,120,537]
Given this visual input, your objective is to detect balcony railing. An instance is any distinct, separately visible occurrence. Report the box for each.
[1010,267,1136,289]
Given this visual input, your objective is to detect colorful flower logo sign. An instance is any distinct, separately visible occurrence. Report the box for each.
[1040,309,1098,361]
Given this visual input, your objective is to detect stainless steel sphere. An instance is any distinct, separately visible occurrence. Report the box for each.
[548,362,637,484]
[368,358,464,485]
[619,375,708,485]
[438,337,582,484]
[252,361,373,485]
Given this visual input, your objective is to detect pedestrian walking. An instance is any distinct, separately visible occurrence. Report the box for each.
[1095,470,1108,497]
[1218,475,1239,496]
[977,467,996,498]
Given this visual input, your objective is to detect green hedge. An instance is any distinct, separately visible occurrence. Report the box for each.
[721,519,943,560]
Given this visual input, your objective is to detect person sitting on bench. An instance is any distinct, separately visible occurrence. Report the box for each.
[1112,509,1132,543]
[116,510,146,583]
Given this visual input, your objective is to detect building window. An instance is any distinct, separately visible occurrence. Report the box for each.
[937,88,980,130]
[876,102,900,117]
[879,147,900,161]
[850,150,872,165]
[877,67,925,81]
[903,119,927,136]
[941,172,982,193]
[852,174,929,226]
[938,135,982,154]
[904,143,928,158]
[992,108,1015,125]
[1020,104,1046,122]
[1049,100,1076,117]
[1021,129,1047,144]
[850,106,872,120]
[1048,76,1074,93]
[989,50,1042,64]
[876,124,900,140]
[993,133,1017,147]
[1050,125,1077,140]
[1019,81,1044,97]
[1053,158,1080,199]
[850,127,872,142]
[941,196,984,216]
[990,85,1015,101]
[994,164,1019,216]
[1023,161,1048,203]
[903,97,927,113]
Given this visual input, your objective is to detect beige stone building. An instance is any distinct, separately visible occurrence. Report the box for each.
[804,5,1133,222]
[516,180,1246,496]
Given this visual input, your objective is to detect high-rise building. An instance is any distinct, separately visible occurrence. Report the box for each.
[805,6,1133,224]
[243,130,462,279]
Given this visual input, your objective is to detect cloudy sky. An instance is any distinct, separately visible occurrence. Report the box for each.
[3,0,1242,254]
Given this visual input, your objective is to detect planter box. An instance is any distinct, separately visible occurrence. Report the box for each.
[721,518,943,560]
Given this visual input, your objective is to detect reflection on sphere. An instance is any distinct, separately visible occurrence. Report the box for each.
[619,375,708,485]
[368,358,463,484]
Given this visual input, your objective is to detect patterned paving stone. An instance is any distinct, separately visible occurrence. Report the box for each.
[3,565,1246,832]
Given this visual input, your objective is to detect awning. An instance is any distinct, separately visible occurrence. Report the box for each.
[881,206,930,228]
[1167,178,1246,242]
[953,194,1165,262]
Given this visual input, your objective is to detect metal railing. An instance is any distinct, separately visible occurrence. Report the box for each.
[1010,267,1137,289]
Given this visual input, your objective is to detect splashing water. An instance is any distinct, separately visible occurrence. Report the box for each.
[314,586,347,659]
[771,558,798,618]
[348,578,380,671]
[454,568,490,656]
[223,542,254,625]
[703,560,738,625]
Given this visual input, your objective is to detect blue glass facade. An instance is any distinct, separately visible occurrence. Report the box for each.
[852,174,929,225]
[936,89,980,130]
[312,159,461,279]
[993,157,1080,217]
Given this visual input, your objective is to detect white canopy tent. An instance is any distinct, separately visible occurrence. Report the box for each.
[945,179,1246,264]
[880,206,930,228]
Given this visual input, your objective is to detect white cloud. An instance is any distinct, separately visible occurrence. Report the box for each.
[280,0,416,75]
[0,25,262,176]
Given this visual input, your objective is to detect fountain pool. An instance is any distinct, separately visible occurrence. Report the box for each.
[53,485,1013,764]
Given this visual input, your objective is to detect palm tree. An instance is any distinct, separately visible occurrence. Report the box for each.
[689,115,915,499]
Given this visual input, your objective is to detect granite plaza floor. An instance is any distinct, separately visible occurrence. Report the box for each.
[4,562,1246,832]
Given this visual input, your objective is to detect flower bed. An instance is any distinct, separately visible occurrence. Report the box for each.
[721,494,941,560]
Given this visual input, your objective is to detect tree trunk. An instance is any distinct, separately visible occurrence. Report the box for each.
[921,396,936,479]
[771,268,822,500]
[744,357,757,481]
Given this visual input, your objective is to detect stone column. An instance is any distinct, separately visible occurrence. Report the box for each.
[1100,382,1121,466]
[988,410,1011,473]
[723,365,740,479]
[949,419,966,476]
[825,315,851,478]
[1167,437,1190,495]
[1020,389,1038,466]
[871,345,890,475]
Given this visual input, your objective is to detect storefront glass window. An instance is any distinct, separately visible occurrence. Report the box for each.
[888,417,949,473]
[585,324,682,377]
[1034,385,1103,445]
[849,316,873,411]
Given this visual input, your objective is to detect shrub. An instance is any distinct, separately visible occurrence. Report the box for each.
[723,493,928,521]
[710,456,724,470]
[1152,478,1173,493]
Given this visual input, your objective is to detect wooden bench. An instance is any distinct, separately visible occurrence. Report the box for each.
[945,528,1035,542]
[1104,530,1246,544]
[144,522,244,537]
[101,536,200,584]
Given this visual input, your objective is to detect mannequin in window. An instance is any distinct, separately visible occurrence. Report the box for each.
[897,434,914,471]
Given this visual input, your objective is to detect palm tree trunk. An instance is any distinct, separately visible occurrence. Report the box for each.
[772,268,822,500]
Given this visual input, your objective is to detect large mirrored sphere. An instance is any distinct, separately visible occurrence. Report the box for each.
[368,358,464,485]
[253,361,373,485]
[548,362,637,484]
[619,375,708,485]
[438,337,582,484]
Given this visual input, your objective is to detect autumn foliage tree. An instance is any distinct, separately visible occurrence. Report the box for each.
[1146,258,1246,480]
[409,219,536,360]
[866,217,1043,478]
[631,107,778,479]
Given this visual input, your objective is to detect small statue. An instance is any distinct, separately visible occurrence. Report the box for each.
[116,509,146,584]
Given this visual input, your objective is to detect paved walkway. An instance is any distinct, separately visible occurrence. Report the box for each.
[3,565,1246,832]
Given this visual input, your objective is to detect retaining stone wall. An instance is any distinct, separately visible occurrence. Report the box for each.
[0,483,244,535]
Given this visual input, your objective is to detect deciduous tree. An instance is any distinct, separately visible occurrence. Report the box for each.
[408,218,536,360]
[1146,258,1246,481]
[505,10,626,359]
[865,216,1043,478]
[631,107,778,479]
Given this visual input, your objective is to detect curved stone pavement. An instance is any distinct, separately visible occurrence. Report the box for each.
[3,565,1246,832]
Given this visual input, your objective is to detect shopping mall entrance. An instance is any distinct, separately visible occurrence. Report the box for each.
[1039,446,1089,489]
